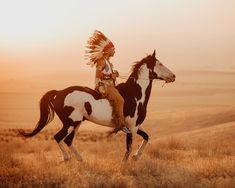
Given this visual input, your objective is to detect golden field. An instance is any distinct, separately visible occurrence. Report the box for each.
[0,70,235,188]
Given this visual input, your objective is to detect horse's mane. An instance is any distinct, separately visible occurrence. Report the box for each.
[130,55,151,79]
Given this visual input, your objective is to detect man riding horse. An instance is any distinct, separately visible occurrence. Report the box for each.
[85,30,128,134]
[18,30,176,162]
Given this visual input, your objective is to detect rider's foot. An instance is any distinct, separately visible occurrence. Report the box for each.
[122,127,131,134]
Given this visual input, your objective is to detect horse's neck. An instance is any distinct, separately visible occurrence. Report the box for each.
[123,65,152,108]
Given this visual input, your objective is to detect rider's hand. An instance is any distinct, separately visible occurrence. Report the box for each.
[103,74,112,80]
[113,70,119,78]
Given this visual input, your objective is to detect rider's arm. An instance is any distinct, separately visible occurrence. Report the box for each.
[112,70,119,80]
[96,67,104,79]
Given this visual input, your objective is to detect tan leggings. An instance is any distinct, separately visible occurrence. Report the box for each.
[97,83,126,128]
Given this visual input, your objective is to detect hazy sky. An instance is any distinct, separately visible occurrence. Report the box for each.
[0,0,235,81]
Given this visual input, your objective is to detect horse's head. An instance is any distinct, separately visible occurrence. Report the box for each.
[146,50,175,83]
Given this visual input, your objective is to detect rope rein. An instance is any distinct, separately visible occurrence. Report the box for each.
[117,75,167,87]
[118,75,154,81]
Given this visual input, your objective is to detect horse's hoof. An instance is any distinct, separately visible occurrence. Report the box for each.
[122,154,130,162]
[59,159,69,164]
[132,155,139,161]
[122,157,129,163]
[59,155,71,163]
[76,157,83,162]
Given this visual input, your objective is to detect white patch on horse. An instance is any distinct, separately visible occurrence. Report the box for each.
[137,64,150,104]
[125,116,138,133]
[64,91,113,126]
[67,126,74,134]
[125,65,151,132]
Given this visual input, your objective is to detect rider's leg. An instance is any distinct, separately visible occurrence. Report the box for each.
[106,86,126,132]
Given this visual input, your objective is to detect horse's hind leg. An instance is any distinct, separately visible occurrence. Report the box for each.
[54,126,70,161]
[132,128,149,160]
[64,121,83,161]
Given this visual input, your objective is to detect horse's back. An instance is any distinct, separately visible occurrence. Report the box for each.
[52,86,113,125]
[54,86,102,104]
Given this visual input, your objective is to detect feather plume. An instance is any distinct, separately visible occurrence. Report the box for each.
[85,30,115,67]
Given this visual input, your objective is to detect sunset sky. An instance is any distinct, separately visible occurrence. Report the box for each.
[0,0,235,84]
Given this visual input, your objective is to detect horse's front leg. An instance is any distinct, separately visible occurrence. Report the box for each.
[132,129,149,160]
[122,132,132,161]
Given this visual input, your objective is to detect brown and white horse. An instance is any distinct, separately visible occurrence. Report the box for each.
[19,50,175,162]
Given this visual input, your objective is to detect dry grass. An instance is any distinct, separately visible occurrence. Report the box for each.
[0,128,234,188]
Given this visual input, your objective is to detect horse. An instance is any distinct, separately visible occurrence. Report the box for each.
[18,50,175,162]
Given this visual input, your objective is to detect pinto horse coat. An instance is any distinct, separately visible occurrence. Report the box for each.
[19,50,175,161]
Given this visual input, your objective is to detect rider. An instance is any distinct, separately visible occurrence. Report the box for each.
[85,30,127,134]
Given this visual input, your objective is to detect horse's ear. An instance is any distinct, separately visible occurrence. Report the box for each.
[152,50,156,57]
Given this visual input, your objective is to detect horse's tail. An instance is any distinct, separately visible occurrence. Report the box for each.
[18,90,58,137]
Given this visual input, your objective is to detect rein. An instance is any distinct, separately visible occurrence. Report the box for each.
[118,75,167,87]
[118,75,155,81]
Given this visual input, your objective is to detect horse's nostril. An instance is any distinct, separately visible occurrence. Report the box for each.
[173,74,176,78]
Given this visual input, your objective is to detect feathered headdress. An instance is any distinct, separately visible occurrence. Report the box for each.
[85,30,115,67]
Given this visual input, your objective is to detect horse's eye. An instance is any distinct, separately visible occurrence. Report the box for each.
[159,63,163,66]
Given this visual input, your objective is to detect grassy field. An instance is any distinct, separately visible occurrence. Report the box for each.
[0,122,234,188]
